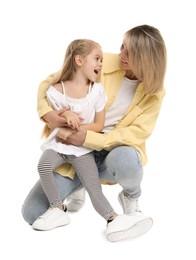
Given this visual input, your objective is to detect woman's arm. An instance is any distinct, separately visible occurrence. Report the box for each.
[84,92,165,151]
[37,74,56,118]
[66,90,165,149]
[37,73,69,130]
[42,110,68,130]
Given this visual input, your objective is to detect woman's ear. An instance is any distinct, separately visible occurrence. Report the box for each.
[75,55,83,66]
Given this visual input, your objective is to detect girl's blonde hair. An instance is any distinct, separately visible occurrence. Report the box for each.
[50,39,101,86]
[124,24,167,94]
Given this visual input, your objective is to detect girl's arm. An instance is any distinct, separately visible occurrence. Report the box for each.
[56,109,105,142]
[60,110,84,130]
[81,109,105,132]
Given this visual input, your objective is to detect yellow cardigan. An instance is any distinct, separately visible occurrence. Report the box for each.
[37,53,165,179]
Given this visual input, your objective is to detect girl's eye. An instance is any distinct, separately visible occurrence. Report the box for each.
[96,57,101,62]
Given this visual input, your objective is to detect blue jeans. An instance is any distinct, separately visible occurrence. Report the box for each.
[21,146,143,224]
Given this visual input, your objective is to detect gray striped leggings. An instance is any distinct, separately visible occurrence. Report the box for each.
[37,149,115,221]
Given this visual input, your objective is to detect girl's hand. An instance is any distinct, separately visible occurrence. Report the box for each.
[60,110,84,130]
[56,127,76,141]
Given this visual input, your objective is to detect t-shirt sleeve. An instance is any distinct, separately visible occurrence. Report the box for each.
[46,86,60,111]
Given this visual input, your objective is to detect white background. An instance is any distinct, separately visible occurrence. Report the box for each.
[0,0,196,259]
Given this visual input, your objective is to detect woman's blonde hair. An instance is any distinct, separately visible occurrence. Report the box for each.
[124,24,167,94]
[50,39,101,86]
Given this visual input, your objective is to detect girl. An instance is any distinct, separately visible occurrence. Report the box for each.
[32,39,118,231]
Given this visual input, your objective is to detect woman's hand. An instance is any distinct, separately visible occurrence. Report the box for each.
[42,109,67,130]
[66,127,87,146]
[56,127,76,141]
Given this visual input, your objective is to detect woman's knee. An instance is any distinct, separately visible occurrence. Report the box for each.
[104,147,143,196]
[106,146,142,171]
[105,146,143,185]
[21,181,49,224]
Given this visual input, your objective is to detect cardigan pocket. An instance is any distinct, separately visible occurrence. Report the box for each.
[117,106,143,127]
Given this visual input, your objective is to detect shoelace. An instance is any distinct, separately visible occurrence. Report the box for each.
[124,193,140,213]
[37,208,58,219]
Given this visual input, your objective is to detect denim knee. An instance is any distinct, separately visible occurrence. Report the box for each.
[105,146,143,197]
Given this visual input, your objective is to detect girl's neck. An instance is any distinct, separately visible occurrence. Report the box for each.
[63,79,90,99]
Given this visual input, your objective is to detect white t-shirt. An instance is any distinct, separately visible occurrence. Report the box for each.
[41,82,107,156]
[103,77,139,132]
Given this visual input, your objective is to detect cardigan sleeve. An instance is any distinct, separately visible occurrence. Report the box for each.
[83,90,165,152]
[37,73,56,118]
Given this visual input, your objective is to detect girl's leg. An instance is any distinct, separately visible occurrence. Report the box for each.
[64,146,143,213]
[68,152,116,221]
[21,169,82,225]
[37,149,66,207]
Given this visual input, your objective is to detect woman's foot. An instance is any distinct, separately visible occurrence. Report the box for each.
[106,214,153,242]
[66,188,86,211]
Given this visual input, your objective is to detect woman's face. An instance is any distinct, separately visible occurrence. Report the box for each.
[119,42,131,71]
[119,41,136,79]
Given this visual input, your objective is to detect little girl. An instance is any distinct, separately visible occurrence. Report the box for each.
[32,39,118,231]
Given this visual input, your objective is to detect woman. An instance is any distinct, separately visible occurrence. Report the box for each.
[22,24,167,242]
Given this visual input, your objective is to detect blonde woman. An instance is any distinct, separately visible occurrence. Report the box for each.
[22,25,167,242]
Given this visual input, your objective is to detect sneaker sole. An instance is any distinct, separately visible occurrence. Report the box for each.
[33,218,70,231]
[107,217,153,242]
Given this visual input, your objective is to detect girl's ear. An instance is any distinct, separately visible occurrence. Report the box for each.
[75,55,83,66]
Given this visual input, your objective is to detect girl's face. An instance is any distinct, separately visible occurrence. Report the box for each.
[82,47,103,82]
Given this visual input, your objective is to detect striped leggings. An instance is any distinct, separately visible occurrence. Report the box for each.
[38,149,115,221]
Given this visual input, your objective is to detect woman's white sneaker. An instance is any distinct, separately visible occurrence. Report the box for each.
[106,191,153,242]
[106,214,153,242]
[118,190,141,214]
[32,207,70,231]
[66,188,86,212]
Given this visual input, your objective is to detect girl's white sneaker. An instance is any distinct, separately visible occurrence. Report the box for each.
[32,207,70,231]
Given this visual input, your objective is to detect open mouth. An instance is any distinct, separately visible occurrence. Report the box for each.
[94,69,100,74]
[121,58,128,64]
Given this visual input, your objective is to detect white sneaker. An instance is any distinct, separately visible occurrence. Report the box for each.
[118,190,141,214]
[66,188,86,212]
[32,207,70,231]
[106,214,153,242]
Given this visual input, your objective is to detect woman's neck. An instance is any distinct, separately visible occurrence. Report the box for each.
[125,71,137,80]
